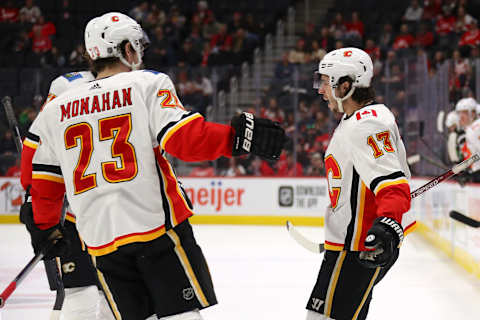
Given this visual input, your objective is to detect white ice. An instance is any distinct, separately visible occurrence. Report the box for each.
[1,224,479,320]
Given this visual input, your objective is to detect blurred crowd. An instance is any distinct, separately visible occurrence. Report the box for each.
[1,0,480,178]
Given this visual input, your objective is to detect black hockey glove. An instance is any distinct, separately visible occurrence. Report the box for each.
[20,201,69,260]
[231,112,286,160]
[357,217,403,269]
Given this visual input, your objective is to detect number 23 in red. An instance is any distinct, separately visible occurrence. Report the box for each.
[64,113,138,194]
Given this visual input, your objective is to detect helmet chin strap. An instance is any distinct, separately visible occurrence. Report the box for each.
[119,50,143,71]
[331,85,355,113]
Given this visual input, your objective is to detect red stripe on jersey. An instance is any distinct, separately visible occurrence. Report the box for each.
[163,116,234,161]
[375,182,411,223]
[31,178,65,230]
[154,147,194,226]
[353,183,378,251]
[20,144,36,190]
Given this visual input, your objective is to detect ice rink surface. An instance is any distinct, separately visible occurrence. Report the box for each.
[1,224,479,320]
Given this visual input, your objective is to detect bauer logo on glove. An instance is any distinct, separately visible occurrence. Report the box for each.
[231,112,286,160]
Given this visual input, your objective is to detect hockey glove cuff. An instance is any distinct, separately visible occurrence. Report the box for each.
[21,202,69,260]
[231,112,286,160]
[357,216,403,269]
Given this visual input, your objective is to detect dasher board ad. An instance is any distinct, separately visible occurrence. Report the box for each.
[180,177,329,216]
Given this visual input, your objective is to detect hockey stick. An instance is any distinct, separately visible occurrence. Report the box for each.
[449,210,480,228]
[287,153,480,254]
[0,230,61,308]
[1,96,65,317]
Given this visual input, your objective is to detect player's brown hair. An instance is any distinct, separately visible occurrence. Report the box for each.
[338,76,376,106]
[87,40,131,74]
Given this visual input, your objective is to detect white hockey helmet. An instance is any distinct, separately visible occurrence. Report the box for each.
[84,12,149,70]
[455,97,477,112]
[315,47,373,112]
[476,103,480,115]
[445,111,459,128]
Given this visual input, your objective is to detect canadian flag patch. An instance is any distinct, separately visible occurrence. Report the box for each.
[356,109,377,120]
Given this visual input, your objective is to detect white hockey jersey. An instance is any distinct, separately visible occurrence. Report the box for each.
[465,119,480,172]
[45,71,95,104]
[324,104,416,251]
[29,70,234,256]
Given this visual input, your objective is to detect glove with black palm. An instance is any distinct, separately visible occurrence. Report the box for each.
[357,217,403,269]
[231,112,286,160]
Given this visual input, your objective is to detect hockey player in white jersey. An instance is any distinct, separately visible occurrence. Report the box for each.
[21,69,117,320]
[23,12,285,320]
[462,98,480,182]
[306,48,416,320]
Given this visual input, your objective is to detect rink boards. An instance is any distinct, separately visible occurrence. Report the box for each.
[0,176,479,279]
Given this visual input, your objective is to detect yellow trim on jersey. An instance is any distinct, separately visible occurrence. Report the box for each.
[352,267,381,320]
[325,251,347,317]
[23,139,38,149]
[160,113,203,149]
[32,173,64,184]
[96,269,122,320]
[352,182,366,251]
[374,178,409,195]
[87,226,166,256]
[65,214,76,223]
[324,242,344,251]
[167,229,209,308]
[164,156,195,223]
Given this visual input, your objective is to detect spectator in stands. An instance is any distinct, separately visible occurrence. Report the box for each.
[415,23,434,48]
[191,71,213,117]
[143,4,166,30]
[249,157,275,176]
[193,0,213,26]
[264,97,285,123]
[244,13,263,43]
[0,130,16,155]
[232,28,250,65]
[318,26,334,51]
[145,26,170,68]
[393,24,415,56]
[223,158,246,176]
[69,43,85,67]
[344,11,364,43]
[177,37,202,67]
[452,49,471,77]
[305,152,324,176]
[277,151,303,176]
[30,15,55,54]
[0,0,19,22]
[378,23,394,53]
[5,157,21,177]
[403,0,423,22]
[177,69,197,108]
[422,0,443,20]
[455,6,476,33]
[433,50,446,69]
[459,20,480,49]
[19,0,41,24]
[209,23,233,65]
[365,38,381,61]
[200,42,212,66]
[43,46,66,67]
[189,161,215,177]
[329,12,346,41]
[129,1,149,24]
[202,13,220,40]
[435,7,457,49]
[288,39,307,64]
[310,40,326,63]
[229,11,245,33]
[301,23,318,51]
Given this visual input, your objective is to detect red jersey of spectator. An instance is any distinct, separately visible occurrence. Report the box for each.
[5,164,21,177]
[422,0,442,20]
[344,21,364,38]
[30,19,56,53]
[277,153,303,177]
[415,31,434,47]
[393,34,415,49]
[459,28,480,47]
[0,7,18,22]
[210,25,232,51]
[435,15,456,35]
[365,45,380,61]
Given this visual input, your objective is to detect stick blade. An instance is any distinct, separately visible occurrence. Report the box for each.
[449,210,480,228]
[286,220,324,254]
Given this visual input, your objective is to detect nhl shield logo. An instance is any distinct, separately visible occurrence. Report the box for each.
[182,287,195,301]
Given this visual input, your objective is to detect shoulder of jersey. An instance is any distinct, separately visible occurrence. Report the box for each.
[131,69,171,82]
[57,71,95,84]
[350,104,394,127]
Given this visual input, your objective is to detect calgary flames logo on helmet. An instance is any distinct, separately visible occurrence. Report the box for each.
[343,50,352,57]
